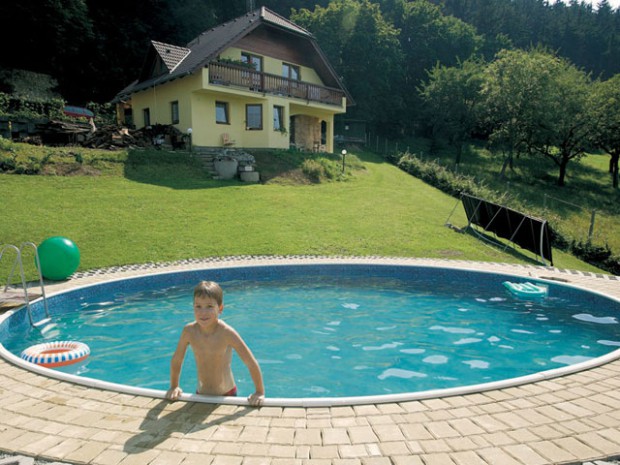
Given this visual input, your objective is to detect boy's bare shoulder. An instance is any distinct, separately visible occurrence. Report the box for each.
[182,321,200,336]
[218,321,241,338]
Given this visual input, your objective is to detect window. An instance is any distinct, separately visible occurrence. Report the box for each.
[241,52,263,89]
[171,101,179,124]
[246,104,263,130]
[123,107,133,126]
[273,105,285,132]
[282,63,300,81]
[143,108,151,127]
[241,52,262,71]
[216,101,229,124]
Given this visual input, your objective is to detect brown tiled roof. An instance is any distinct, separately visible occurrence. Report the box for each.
[114,7,348,103]
[151,40,191,72]
[259,6,311,37]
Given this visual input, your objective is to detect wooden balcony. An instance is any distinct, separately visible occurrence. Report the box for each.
[208,62,345,107]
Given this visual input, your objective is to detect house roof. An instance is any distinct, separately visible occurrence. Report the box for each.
[151,40,191,72]
[114,7,350,104]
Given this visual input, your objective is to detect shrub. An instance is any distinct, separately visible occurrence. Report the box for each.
[301,159,324,183]
[316,157,338,180]
[0,152,17,172]
[395,152,506,204]
[0,136,16,152]
[571,240,612,263]
[11,156,42,175]
[569,240,620,274]
[0,92,64,120]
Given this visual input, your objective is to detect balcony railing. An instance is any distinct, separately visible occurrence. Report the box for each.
[208,62,345,107]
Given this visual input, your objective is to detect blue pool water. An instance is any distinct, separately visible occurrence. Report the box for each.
[1,264,620,399]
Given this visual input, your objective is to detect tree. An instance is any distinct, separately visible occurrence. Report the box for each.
[418,58,485,165]
[437,0,620,79]
[388,0,482,130]
[588,74,620,188]
[482,48,593,186]
[482,48,557,178]
[292,0,405,132]
[0,0,94,103]
[85,0,240,102]
[524,54,592,187]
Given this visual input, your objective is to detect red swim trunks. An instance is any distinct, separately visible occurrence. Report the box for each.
[223,386,237,396]
[195,386,237,396]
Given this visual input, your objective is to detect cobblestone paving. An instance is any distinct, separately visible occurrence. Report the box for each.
[1,257,619,465]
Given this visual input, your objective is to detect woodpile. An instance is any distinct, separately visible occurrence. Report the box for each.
[36,121,188,150]
[36,119,94,145]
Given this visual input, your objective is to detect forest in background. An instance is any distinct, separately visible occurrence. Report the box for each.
[0,0,619,133]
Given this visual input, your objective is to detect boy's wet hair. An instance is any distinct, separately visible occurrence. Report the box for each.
[194,281,223,306]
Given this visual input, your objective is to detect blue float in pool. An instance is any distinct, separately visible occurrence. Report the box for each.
[503,281,548,299]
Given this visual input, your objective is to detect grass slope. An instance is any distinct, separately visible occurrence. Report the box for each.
[399,137,620,253]
[0,146,601,279]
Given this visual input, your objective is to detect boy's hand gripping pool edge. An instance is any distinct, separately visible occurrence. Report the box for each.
[166,386,183,401]
[247,391,264,407]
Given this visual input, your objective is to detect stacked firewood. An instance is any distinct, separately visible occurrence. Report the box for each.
[83,125,139,149]
[36,121,188,150]
[36,120,94,145]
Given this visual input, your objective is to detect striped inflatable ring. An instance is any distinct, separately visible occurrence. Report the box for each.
[20,341,90,368]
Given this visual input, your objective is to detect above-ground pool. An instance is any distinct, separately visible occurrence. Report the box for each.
[2,263,620,407]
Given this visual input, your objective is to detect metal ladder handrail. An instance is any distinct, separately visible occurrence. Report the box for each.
[1,242,49,326]
[21,242,49,322]
[1,244,33,325]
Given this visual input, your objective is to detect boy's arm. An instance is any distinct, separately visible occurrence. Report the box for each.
[166,327,190,401]
[229,330,264,406]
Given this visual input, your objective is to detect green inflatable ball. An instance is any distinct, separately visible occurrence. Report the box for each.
[37,236,81,280]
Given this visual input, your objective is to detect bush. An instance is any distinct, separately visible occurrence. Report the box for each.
[301,159,324,183]
[0,90,116,124]
[571,240,612,263]
[569,240,620,274]
[394,152,506,204]
[8,156,42,175]
[0,92,64,120]
[0,152,16,172]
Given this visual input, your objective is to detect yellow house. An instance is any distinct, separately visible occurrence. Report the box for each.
[114,7,352,153]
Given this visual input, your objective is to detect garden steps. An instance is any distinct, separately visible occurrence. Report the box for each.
[192,147,258,181]
[191,148,220,178]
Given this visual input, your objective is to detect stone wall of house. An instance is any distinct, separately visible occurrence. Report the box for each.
[293,115,321,151]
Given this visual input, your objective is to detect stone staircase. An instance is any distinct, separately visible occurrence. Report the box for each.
[192,147,259,181]
[191,148,220,178]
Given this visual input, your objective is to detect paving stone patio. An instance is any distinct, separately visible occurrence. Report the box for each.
[1,257,619,465]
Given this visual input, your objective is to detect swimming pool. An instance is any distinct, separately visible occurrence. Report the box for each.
[1,262,620,407]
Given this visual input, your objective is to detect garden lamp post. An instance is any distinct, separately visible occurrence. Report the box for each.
[341,149,347,173]
[187,127,193,152]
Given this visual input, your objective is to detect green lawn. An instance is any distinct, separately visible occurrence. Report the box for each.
[0,145,604,280]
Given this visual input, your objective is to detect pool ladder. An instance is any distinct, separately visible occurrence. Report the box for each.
[0,242,49,326]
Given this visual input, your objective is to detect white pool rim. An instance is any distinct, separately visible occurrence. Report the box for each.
[2,259,619,407]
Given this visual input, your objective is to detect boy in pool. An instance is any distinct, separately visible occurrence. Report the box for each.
[166,281,265,406]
